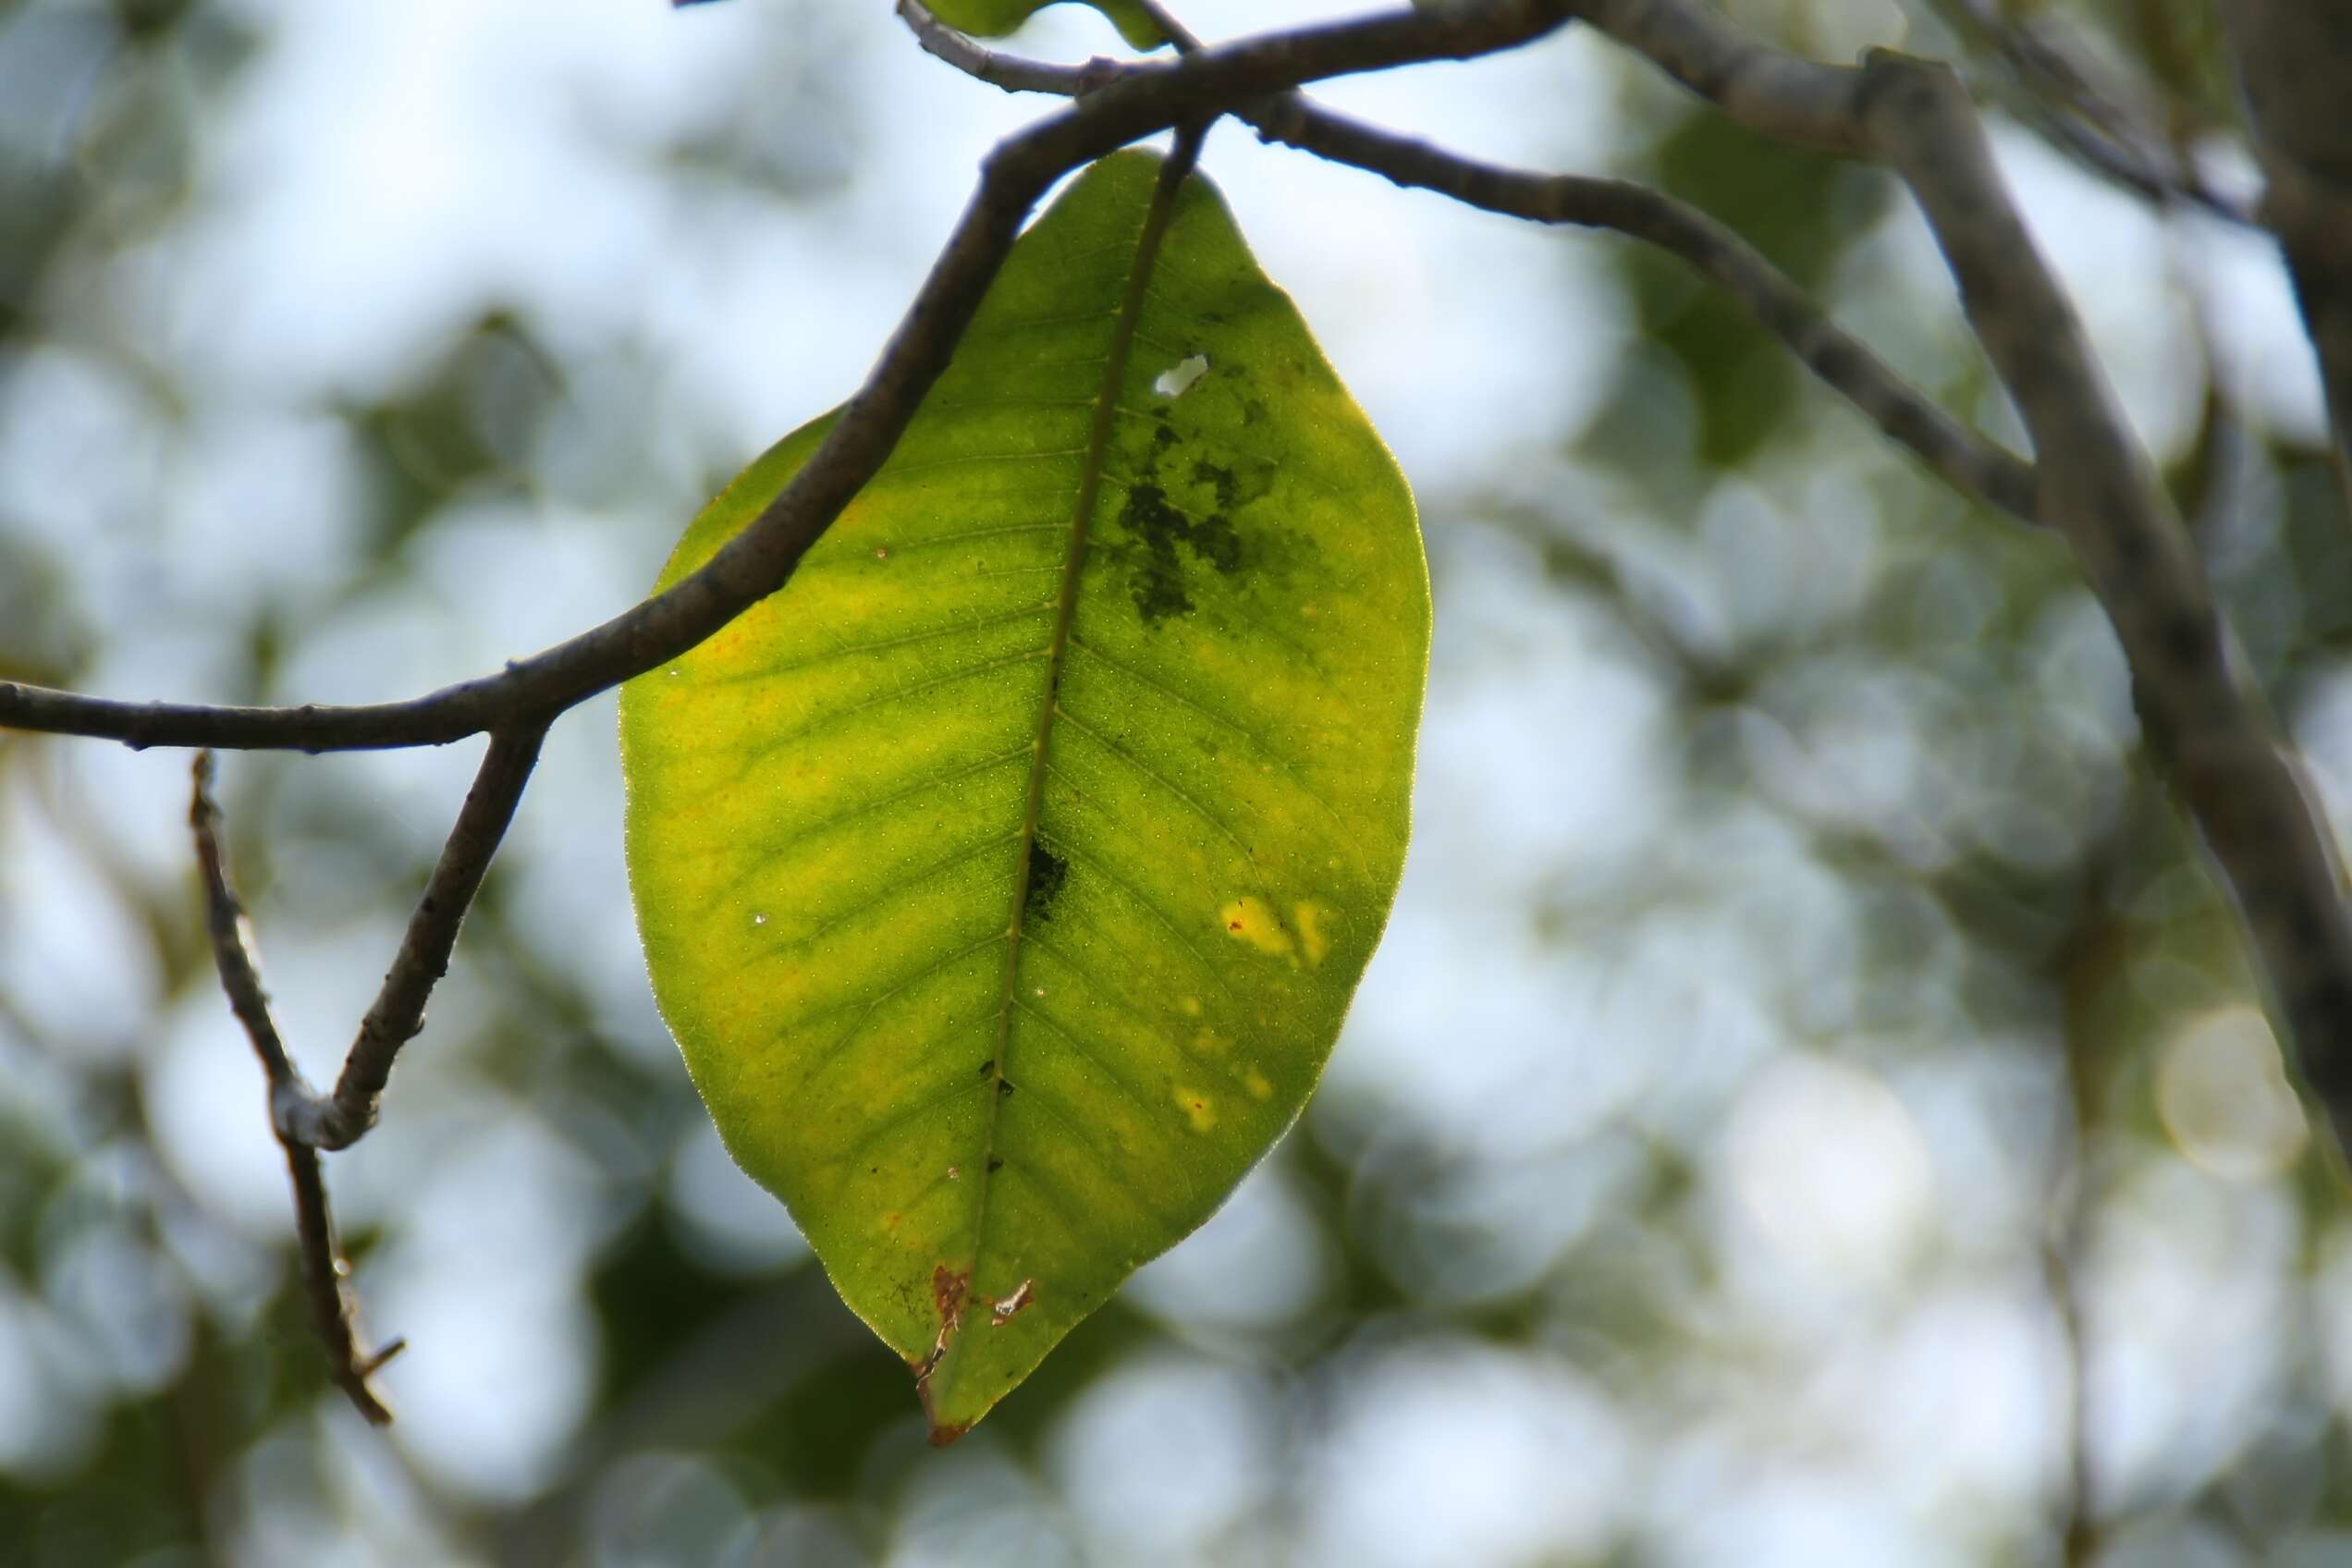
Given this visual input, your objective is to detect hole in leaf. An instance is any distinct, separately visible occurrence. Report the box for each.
[1153,353,1208,399]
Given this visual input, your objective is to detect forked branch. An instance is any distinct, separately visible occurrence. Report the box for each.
[190,753,403,1423]
[291,718,553,1150]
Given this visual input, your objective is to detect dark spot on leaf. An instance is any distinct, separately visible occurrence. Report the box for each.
[1111,481,1246,626]
[1116,483,1195,622]
[978,1058,995,1077]
[1194,514,1241,573]
[1243,397,1268,426]
[998,1078,1015,1097]
[1151,422,1180,453]
[1192,459,1240,511]
[1024,840,1069,923]
[987,1155,1004,1172]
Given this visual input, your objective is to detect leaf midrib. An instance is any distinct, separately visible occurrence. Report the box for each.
[933,153,1196,1402]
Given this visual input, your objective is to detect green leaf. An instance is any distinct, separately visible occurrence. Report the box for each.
[921,0,1167,51]
[619,151,1427,1439]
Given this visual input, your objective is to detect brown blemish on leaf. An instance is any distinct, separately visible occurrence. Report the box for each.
[931,1264,969,1329]
[911,1266,968,1375]
[913,1263,980,1446]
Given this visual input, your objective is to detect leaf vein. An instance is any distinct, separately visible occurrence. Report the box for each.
[1061,633,1366,876]
[1050,703,1255,861]
[1029,806,1240,1007]
[793,931,1010,1084]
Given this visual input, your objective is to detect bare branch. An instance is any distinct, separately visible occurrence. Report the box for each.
[190,753,402,1424]
[284,719,553,1151]
[897,0,1113,93]
[1577,0,2352,1164]
[1246,102,2040,523]
[1861,57,2352,1158]
[0,0,1568,756]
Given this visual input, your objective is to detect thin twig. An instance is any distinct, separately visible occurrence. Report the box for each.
[190,753,402,1424]
[897,0,1122,92]
[1132,0,1202,54]
[0,0,1569,756]
[285,718,553,1150]
[1247,104,2040,522]
[2041,839,2134,1564]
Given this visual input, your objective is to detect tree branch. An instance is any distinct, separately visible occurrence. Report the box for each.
[0,0,1568,755]
[898,0,1121,93]
[1861,55,2352,1159]
[1569,0,1872,155]
[1577,0,2352,1164]
[190,753,402,1424]
[286,719,552,1151]
[1245,105,2041,523]
[898,2,2040,524]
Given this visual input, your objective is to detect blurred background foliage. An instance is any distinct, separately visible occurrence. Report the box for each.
[3,0,2352,1563]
